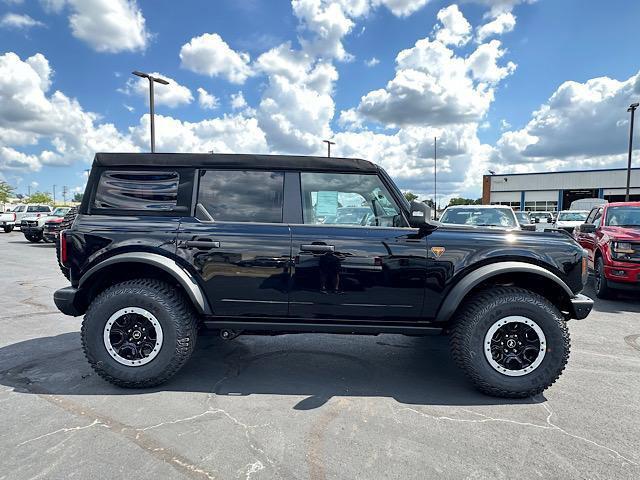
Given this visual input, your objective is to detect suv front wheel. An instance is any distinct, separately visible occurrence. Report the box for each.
[450,287,570,398]
[82,279,198,388]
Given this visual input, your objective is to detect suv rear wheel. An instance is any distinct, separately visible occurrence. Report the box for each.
[25,232,42,242]
[3,226,12,233]
[82,279,198,388]
[450,287,570,398]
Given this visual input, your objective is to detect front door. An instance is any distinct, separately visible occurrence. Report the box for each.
[289,172,427,321]
[177,169,291,317]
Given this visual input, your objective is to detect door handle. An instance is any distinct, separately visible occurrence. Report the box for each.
[300,244,335,253]
[179,240,220,249]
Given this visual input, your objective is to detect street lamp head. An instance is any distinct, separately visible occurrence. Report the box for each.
[131,71,169,85]
[628,102,640,112]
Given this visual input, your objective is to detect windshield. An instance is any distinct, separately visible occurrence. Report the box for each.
[52,207,70,217]
[558,211,588,221]
[606,206,640,227]
[515,212,531,224]
[440,208,517,228]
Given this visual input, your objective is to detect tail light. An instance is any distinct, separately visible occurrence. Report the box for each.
[12,213,16,222]
[60,230,69,266]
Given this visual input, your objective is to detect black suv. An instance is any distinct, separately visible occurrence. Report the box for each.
[54,153,593,397]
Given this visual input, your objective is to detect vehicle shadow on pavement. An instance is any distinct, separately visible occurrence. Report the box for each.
[582,283,640,315]
[0,331,543,408]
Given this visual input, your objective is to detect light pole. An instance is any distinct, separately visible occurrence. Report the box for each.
[322,140,335,157]
[132,71,169,153]
[626,102,639,202]
[433,137,437,218]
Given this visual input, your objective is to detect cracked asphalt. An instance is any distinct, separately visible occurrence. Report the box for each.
[0,230,639,480]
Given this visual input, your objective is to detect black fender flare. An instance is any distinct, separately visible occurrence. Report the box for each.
[79,252,212,315]
[435,261,573,323]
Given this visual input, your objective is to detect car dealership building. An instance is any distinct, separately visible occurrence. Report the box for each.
[482,167,640,212]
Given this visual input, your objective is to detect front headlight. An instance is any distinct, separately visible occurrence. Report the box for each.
[612,241,634,254]
[611,241,635,260]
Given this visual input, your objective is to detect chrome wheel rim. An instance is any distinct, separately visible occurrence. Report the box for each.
[484,316,546,377]
[103,307,163,367]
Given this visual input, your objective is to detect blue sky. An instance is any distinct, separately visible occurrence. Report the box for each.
[1,0,640,202]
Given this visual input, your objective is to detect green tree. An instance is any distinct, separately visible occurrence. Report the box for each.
[448,197,482,207]
[73,192,84,203]
[27,191,53,204]
[0,181,14,204]
[403,192,418,202]
[422,198,435,209]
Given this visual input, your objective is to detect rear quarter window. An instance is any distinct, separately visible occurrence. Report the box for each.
[94,170,181,212]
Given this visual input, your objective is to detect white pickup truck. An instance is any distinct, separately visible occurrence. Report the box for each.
[0,204,52,233]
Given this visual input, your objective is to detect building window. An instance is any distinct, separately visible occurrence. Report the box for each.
[524,201,558,212]
[491,201,520,209]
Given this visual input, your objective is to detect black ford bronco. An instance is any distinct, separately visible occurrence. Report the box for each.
[54,153,593,397]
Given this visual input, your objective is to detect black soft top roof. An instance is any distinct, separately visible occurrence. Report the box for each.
[93,153,378,173]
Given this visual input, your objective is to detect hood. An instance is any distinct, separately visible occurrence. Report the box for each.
[602,225,640,241]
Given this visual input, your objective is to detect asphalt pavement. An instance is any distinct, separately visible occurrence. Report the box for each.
[0,229,639,479]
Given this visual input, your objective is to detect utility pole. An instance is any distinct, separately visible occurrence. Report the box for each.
[27,185,31,198]
[132,71,170,153]
[323,140,335,158]
[62,186,68,205]
[434,137,437,219]
[626,102,638,202]
[52,184,56,205]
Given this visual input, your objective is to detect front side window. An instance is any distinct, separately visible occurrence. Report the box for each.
[94,170,179,211]
[197,170,284,223]
[300,172,406,227]
[593,208,603,228]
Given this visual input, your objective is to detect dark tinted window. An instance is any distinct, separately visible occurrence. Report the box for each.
[94,170,179,211]
[197,170,284,223]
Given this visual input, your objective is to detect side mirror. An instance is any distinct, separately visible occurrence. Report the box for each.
[578,223,596,234]
[534,218,540,223]
[521,224,536,231]
[409,201,431,228]
[547,218,552,223]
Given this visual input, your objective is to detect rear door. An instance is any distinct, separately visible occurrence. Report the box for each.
[176,169,292,317]
[288,171,427,321]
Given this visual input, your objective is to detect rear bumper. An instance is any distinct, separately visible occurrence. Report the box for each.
[53,286,85,317]
[1,221,15,227]
[569,294,593,320]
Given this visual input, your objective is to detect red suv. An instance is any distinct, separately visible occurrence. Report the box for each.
[575,202,640,298]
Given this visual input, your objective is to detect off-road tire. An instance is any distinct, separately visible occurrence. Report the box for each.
[81,279,199,388]
[55,206,78,280]
[25,233,42,243]
[594,255,614,299]
[450,287,570,398]
[2,226,12,233]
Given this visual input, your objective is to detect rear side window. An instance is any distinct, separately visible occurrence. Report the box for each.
[94,170,179,211]
[197,170,284,223]
[27,206,50,212]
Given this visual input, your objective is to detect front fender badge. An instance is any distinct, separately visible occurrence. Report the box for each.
[431,246,446,257]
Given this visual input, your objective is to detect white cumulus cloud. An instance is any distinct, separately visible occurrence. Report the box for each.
[44,0,149,53]
[122,72,193,108]
[197,88,219,110]
[476,12,516,41]
[180,33,252,84]
[0,13,45,29]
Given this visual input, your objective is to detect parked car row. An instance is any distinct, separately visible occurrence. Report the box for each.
[0,205,72,242]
